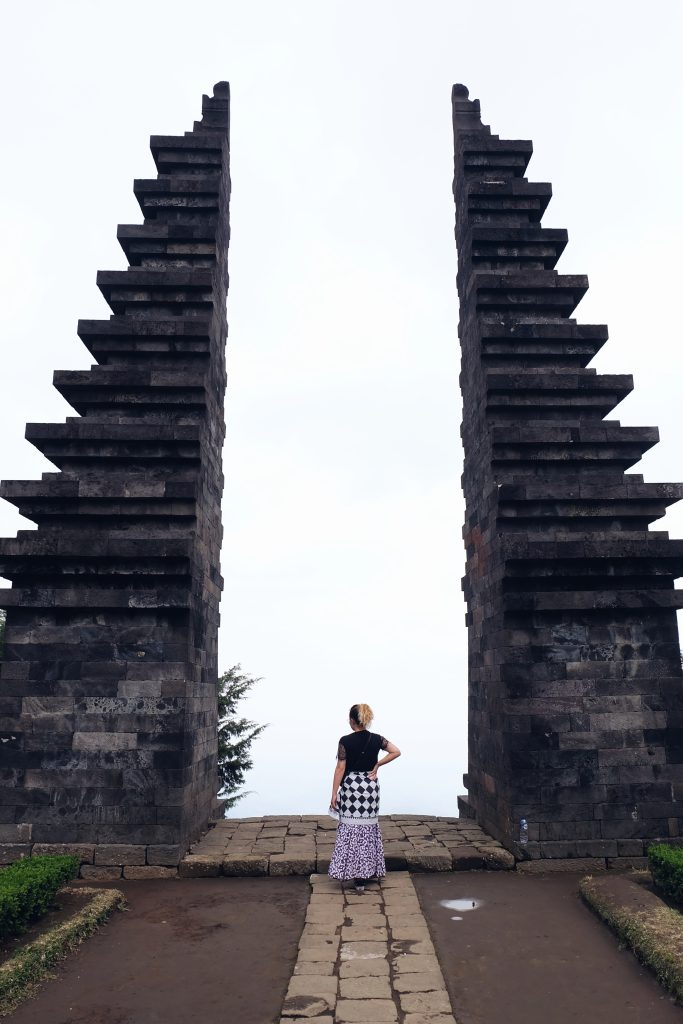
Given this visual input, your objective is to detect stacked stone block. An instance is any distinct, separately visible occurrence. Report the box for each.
[452,85,683,858]
[179,815,514,877]
[0,83,231,869]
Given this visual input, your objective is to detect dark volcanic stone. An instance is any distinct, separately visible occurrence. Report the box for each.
[0,83,231,865]
[452,83,683,858]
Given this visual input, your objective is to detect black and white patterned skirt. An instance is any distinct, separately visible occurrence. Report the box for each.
[337,770,380,826]
[329,771,385,881]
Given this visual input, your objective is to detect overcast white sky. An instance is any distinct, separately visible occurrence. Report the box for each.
[0,1,682,817]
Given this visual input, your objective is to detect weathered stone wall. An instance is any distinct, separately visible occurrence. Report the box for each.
[453,85,683,859]
[0,83,231,868]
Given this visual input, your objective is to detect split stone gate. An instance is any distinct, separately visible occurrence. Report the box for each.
[0,83,682,870]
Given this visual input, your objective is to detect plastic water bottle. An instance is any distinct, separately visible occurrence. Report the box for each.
[519,818,529,845]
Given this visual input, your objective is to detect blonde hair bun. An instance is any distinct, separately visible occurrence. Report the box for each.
[351,703,374,728]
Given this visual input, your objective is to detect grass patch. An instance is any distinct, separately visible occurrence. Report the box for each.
[0,855,80,939]
[580,874,683,1003]
[648,843,683,904]
[0,886,125,1016]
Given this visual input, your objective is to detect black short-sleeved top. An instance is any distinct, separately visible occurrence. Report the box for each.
[337,731,389,777]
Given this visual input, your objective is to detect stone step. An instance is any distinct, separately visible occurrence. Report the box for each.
[0,495,194,528]
[0,532,193,583]
[498,502,670,529]
[0,581,192,609]
[456,130,533,179]
[0,474,195,502]
[53,367,208,414]
[457,178,553,223]
[480,316,607,344]
[117,222,220,268]
[77,317,213,363]
[479,320,608,368]
[468,270,589,316]
[97,268,216,316]
[499,533,683,560]
[133,175,224,222]
[462,224,568,269]
[491,422,654,444]
[486,366,629,388]
[491,438,656,470]
[502,588,683,612]
[2,498,194,525]
[498,480,683,503]
[25,420,202,467]
[149,132,226,175]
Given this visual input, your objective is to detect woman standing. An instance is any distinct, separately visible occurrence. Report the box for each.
[328,703,401,894]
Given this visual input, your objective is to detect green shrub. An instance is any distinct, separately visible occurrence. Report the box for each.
[0,855,80,940]
[648,844,683,904]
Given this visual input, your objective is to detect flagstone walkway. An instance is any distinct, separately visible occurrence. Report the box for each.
[180,815,515,877]
[281,871,456,1024]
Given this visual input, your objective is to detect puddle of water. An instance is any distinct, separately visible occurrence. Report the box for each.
[439,898,484,913]
[451,915,463,921]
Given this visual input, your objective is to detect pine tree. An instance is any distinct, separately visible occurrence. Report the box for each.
[217,664,267,811]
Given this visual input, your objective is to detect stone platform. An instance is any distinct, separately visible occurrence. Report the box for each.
[5,815,652,877]
[179,815,515,877]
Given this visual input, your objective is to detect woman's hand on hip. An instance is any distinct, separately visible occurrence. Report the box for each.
[367,765,378,781]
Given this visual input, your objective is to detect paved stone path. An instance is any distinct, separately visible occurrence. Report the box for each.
[281,871,456,1024]
[180,815,514,877]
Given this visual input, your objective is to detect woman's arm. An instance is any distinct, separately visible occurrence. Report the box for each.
[368,741,401,781]
[331,759,346,808]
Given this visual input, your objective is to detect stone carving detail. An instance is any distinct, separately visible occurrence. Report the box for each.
[0,83,231,866]
[452,84,683,858]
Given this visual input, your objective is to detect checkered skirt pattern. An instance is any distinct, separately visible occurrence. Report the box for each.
[329,770,385,881]
[337,770,380,827]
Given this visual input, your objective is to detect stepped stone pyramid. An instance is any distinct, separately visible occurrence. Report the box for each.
[452,85,683,860]
[0,83,231,868]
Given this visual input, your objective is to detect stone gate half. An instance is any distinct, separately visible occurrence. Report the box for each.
[453,84,683,860]
[0,84,230,869]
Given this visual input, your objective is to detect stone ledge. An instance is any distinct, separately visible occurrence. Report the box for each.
[122,865,177,879]
[178,856,220,878]
[405,851,452,872]
[32,843,95,864]
[517,857,608,874]
[94,844,146,867]
[270,855,317,876]
[81,865,123,881]
[222,854,269,876]
[2,825,662,879]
